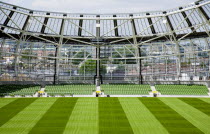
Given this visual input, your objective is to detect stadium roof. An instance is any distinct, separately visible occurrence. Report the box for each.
[0,0,209,45]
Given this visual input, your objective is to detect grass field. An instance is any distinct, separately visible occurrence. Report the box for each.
[0,97,210,134]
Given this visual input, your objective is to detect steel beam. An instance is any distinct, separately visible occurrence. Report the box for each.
[20,11,33,37]
[113,15,119,36]
[1,6,16,32]
[40,12,50,34]
[196,2,210,37]
[129,14,137,36]
[196,2,210,21]
[179,7,195,32]
[146,13,156,34]
[78,14,83,36]
[163,11,176,36]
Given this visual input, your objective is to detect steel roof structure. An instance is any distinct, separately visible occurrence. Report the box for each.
[0,0,210,84]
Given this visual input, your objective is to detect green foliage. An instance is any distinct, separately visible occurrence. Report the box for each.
[200,62,206,68]
[21,51,31,60]
[79,60,106,75]
[144,61,149,67]
[69,51,90,65]
[47,53,55,60]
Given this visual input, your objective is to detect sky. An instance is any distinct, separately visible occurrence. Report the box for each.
[0,0,197,14]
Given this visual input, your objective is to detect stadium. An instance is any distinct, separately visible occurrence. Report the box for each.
[0,0,210,133]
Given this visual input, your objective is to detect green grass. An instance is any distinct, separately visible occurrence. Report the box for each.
[0,98,57,134]
[119,98,169,134]
[0,98,17,108]
[63,98,98,134]
[160,98,210,134]
[179,98,210,116]
[0,97,210,134]
[99,98,133,134]
[0,98,37,127]
[139,98,203,134]
[29,98,78,134]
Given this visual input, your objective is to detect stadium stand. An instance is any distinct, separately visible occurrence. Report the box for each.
[155,84,209,95]
[0,85,40,97]
[45,84,95,96]
[101,84,151,95]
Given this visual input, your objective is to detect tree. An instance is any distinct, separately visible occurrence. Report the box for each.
[21,50,31,60]
[67,50,90,65]
[47,53,54,60]
[79,60,106,75]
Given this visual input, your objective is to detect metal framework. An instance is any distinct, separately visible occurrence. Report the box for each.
[0,0,210,84]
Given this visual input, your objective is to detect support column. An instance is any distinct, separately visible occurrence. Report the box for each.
[138,47,143,84]
[0,39,5,76]
[53,14,66,85]
[54,46,60,85]
[95,15,101,86]
[14,11,33,79]
[130,14,142,84]
[163,11,181,80]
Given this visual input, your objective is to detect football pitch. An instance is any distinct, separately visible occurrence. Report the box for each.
[0,97,210,134]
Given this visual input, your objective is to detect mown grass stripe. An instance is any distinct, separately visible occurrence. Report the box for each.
[0,98,37,127]
[119,98,169,134]
[0,98,17,108]
[139,98,203,134]
[64,98,98,134]
[0,98,57,134]
[199,98,210,104]
[29,98,78,134]
[99,97,133,134]
[160,98,210,134]
[179,98,210,116]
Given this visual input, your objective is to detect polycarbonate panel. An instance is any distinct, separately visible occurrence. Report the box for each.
[28,17,45,32]
[45,18,62,34]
